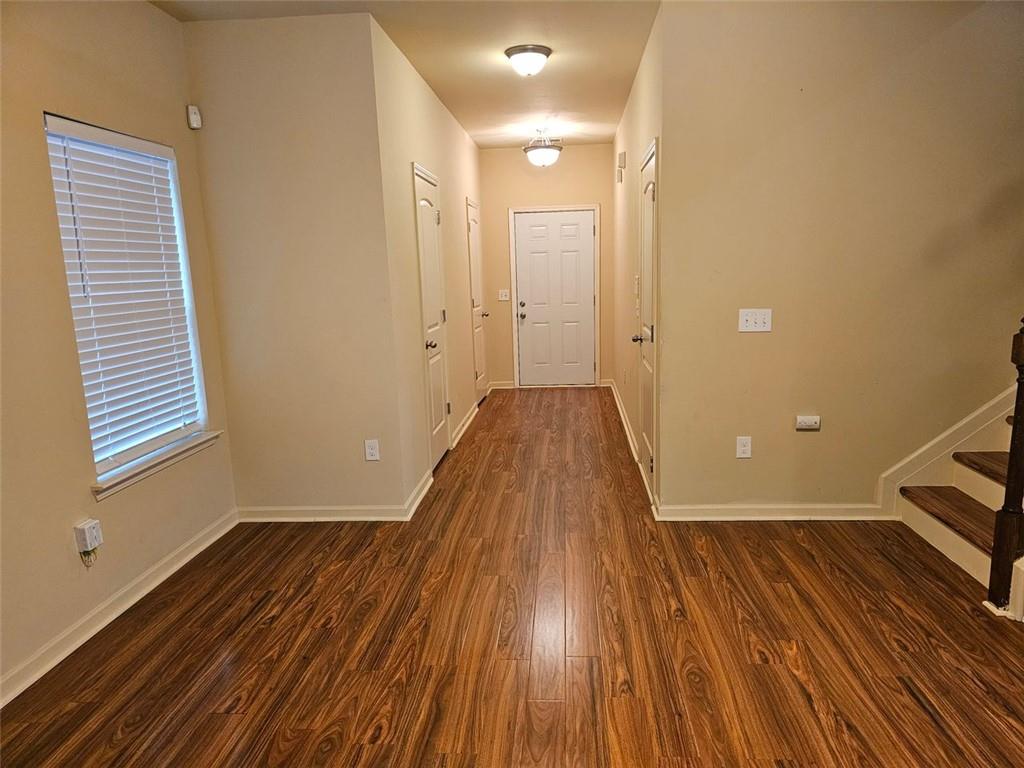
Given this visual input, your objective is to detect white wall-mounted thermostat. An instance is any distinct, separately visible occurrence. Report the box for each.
[186,104,203,130]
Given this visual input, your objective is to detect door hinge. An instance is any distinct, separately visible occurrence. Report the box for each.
[446,401,452,415]
[649,456,654,474]
[435,210,441,226]
[650,323,655,344]
[593,224,596,236]
[442,308,447,322]
[651,184,656,203]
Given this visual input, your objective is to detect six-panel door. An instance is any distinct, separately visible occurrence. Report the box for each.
[514,210,596,386]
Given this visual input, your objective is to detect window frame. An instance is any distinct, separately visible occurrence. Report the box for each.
[44,114,213,490]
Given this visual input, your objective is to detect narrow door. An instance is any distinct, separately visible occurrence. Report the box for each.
[466,199,487,403]
[514,210,596,386]
[638,144,658,493]
[414,166,450,467]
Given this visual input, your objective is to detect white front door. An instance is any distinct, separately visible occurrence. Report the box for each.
[466,199,487,403]
[638,144,658,493]
[514,210,596,386]
[414,165,450,467]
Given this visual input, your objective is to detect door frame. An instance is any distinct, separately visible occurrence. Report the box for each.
[412,162,452,464]
[636,139,660,504]
[465,196,487,403]
[507,204,601,388]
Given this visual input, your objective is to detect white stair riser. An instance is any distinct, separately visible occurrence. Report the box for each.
[953,463,1005,510]
[896,496,991,587]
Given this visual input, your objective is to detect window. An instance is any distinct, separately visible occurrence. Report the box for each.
[45,114,207,478]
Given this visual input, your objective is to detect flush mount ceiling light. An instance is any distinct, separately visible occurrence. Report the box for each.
[505,44,552,77]
[523,133,563,167]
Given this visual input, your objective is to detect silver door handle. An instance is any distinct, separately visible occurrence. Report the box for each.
[519,312,527,320]
[425,340,438,349]
[481,312,490,318]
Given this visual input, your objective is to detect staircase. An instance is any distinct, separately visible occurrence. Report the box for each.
[898,322,1024,619]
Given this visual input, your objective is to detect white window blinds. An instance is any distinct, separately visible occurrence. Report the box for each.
[45,115,206,477]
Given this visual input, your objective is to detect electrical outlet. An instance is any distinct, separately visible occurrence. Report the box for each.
[739,308,772,332]
[74,518,103,552]
[736,436,752,459]
[364,439,380,461]
[498,289,510,301]
[796,415,821,431]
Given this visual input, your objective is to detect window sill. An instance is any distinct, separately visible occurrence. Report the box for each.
[92,430,222,501]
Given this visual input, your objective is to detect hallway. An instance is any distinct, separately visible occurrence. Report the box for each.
[3,387,1024,766]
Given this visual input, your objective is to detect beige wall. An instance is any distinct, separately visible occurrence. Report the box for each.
[479,144,616,385]
[185,14,407,508]
[612,12,662,459]
[655,1,1024,506]
[1,1,237,687]
[369,20,481,496]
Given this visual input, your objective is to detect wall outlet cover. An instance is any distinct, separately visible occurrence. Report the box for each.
[74,518,103,552]
[736,436,752,459]
[796,415,821,431]
[364,439,380,461]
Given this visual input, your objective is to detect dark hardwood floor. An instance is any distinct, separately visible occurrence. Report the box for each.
[3,387,1024,766]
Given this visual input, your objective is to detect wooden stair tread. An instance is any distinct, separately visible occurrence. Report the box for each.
[952,451,1009,486]
[899,485,996,555]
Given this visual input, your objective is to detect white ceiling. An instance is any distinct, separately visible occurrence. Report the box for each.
[154,1,659,148]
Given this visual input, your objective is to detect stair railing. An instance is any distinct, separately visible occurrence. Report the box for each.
[988,318,1024,609]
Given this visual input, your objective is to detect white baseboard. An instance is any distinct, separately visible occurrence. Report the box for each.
[238,470,433,523]
[654,503,890,522]
[0,507,239,707]
[486,380,514,394]
[451,405,478,448]
[876,384,1015,518]
[600,378,638,462]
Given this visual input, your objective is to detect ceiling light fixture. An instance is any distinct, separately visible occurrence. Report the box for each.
[505,44,552,77]
[523,132,563,167]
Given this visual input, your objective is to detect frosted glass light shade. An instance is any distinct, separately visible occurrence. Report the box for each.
[525,145,562,167]
[505,45,552,77]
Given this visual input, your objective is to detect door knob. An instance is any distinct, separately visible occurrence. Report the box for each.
[482,312,490,318]
[631,334,643,343]
[425,340,438,349]
[519,312,527,320]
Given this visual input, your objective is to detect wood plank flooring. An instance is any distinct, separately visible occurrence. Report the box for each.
[4,387,1024,767]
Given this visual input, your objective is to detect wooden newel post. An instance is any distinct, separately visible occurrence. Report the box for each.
[987,317,1024,609]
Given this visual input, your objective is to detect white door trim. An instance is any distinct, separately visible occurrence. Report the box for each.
[637,139,659,503]
[412,162,452,465]
[507,204,601,388]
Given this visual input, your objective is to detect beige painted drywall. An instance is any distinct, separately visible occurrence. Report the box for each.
[1,0,237,685]
[612,11,662,461]
[184,14,409,508]
[654,1,1024,507]
[479,144,616,386]
[369,18,481,495]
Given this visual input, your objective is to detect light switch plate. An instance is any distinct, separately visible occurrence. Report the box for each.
[736,436,752,459]
[739,308,772,332]
[498,289,510,301]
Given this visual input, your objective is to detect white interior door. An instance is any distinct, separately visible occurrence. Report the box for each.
[638,145,658,492]
[466,199,487,403]
[414,166,450,467]
[514,210,596,386]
